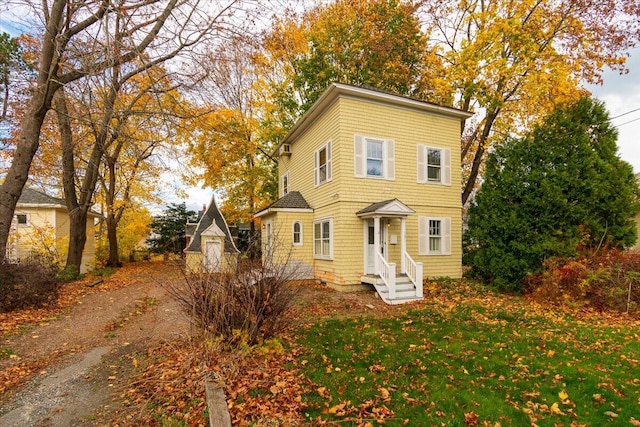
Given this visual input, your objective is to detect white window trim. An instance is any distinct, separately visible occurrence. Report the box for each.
[313,217,333,260]
[354,135,395,180]
[417,145,451,186]
[314,141,332,187]
[281,171,290,197]
[418,216,451,255]
[292,221,303,246]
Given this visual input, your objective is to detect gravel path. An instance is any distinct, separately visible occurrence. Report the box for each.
[0,261,190,426]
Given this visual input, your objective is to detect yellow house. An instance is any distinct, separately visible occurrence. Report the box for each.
[255,84,473,304]
[6,188,99,273]
[185,195,239,273]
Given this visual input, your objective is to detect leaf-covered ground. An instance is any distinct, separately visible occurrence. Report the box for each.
[114,277,640,426]
[2,263,638,426]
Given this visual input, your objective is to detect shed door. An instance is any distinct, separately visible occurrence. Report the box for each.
[204,241,222,272]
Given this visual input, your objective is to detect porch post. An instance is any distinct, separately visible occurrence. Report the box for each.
[373,216,380,275]
[400,216,406,273]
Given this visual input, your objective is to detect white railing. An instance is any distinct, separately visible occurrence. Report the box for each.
[376,252,396,300]
[403,252,423,298]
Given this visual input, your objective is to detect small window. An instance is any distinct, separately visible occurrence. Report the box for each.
[314,142,332,186]
[366,139,384,177]
[417,145,451,185]
[354,136,395,180]
[16,214,28,225]
[427,148,441,182]
[313,218,332,259]
[429,219,441,252]
[281,172,289,197]
[418,216,451,255]
[292,221,302,246]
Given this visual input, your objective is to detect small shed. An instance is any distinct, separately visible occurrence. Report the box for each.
[184,195,239,273]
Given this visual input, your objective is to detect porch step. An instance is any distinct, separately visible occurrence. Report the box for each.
[366,275,423,305]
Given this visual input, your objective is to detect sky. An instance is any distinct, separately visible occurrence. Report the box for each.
[2,9,639,214]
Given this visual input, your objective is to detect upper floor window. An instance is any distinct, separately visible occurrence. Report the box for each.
[314,141,332,186]
[418,216,451,255]
[281,172,289,197]
[354,136,395,180]
[418,145,451,185]
[292,221,302,246]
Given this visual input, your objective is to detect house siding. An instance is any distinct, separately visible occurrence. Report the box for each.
[9,207,96,273]
[269,86,467,289]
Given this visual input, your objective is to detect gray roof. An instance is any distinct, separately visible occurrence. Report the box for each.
[254,191,312,217]
[185,223,197,237]
[356,199,398,215]
[185,195,238,254]
[18,188,66,206]
[17,188,102,217]
[269,191,311,209]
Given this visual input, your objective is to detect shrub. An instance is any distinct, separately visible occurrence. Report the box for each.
[0,261,60,313]
[169,245,300,346]
[529,250,640,314]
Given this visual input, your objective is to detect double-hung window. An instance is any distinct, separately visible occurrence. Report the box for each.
[418,217,451,255]
[314,142,332,186]
[354,136,395,180]
[281,172,289,197]
[313,218,332,259]
[417,145,451,185]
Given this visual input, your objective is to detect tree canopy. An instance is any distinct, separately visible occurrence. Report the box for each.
[148,203,198,255]
[465,97,640,291]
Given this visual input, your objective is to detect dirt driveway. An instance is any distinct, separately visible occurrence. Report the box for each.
[0,261,190,426]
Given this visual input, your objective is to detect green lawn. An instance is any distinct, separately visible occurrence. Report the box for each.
[295,284,640,426]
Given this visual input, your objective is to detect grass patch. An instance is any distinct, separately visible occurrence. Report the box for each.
[0,346,14,359]
[296,300,640,425]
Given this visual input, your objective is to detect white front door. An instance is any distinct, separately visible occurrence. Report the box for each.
[204,240,222,272]
[365,219,387,275]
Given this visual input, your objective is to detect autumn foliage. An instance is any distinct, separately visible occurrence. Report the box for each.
[529,250,640,314]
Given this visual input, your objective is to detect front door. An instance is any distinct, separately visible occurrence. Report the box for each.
[365,218,387,275]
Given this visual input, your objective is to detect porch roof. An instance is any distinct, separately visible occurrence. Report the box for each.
[356,199,415,218]
[254,191,313,218]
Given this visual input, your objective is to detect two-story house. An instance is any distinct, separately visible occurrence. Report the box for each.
[255,84,472,304]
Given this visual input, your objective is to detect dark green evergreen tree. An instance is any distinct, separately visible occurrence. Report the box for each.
[148,203,197,255]
[466,97,639,291]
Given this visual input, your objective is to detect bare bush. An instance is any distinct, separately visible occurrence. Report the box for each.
[0,261,60,312]
[169,236,301,346]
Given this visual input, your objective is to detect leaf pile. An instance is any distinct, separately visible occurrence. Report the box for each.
[115,336,312,426]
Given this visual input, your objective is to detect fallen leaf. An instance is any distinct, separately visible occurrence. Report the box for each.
[604,411,618,418]
[550,402,564,415]
[559,390,568,400]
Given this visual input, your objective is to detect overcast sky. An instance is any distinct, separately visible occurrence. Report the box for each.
[588,48,640,174]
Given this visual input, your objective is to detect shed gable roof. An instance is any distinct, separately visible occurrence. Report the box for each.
[185,195,238,254]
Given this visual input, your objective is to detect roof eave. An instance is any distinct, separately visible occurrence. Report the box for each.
[273,83,474,156]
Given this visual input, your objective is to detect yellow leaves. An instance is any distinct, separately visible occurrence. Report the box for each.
[550,402,565,415]
[604,410,619,418]
[558,390,568,401]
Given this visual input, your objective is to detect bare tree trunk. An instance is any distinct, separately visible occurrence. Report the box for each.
[0,87,57,263]
[55,89,89,273]
[106,213,121,267]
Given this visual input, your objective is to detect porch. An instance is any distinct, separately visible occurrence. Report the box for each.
[356,199,424,305]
